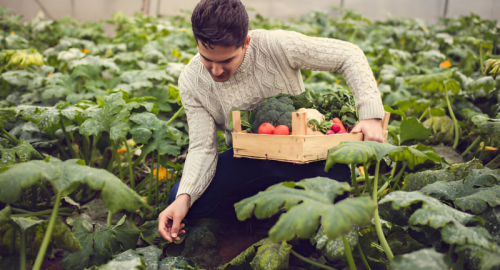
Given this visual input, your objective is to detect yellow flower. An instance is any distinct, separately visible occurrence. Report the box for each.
[485,146,498,151]
[401,38,406,43]
[117,148,127,154]
[336,79,341,84]
[376,80,379,85]
[47,72,53,78]
[11,31,15,35]
[440,60,451,68]
[153,166,167,181]
[402,181,405,185]
[83,48,89,54]
[358,166,365,177]
[142,196,148,202]
[380,188,389,197]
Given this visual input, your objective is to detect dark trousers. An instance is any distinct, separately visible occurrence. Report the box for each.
[168,148,351,219]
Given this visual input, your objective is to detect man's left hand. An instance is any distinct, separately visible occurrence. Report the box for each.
[351,119,384,142]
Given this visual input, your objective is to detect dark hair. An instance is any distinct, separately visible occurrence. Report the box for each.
[191,0,249,49]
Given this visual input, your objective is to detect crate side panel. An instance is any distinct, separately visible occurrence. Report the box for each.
[232,133,305,161]
[302,133,364,161]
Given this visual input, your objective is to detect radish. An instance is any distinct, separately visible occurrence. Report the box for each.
[331,124,341,133]
[326,130,335,135]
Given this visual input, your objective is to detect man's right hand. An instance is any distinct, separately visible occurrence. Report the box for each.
[158,194,190,242]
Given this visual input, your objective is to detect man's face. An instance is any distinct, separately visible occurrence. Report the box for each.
[197,36,251,82]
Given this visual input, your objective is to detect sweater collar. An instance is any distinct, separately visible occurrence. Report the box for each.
[235,42,253,74]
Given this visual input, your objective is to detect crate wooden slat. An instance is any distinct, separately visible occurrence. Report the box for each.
[231,111,390,164]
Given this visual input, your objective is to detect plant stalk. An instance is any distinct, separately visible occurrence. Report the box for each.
[372,161,394,262]
[155,151,160,206]
[480,43,484,74]
[1,128,20,145]
[166,106,184,125]
[20,229,26,270]
[444,90,460,149]
[363,162,372,194]
[461,135,481,157]
[32,191,62,270]
[124,138,135,189]
[357,243,372,270]
[107,210,112,227]
[113,142,124,182]
[342,235,357,270]
[148,151,155,204]
[351,164,360,197]
[290,249,338,270]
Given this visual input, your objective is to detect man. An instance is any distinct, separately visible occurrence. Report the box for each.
[158,0,385,243]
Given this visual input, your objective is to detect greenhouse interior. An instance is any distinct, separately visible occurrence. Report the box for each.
[0,0,499,269]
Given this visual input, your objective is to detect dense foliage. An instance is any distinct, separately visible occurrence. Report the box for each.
[0,5,499,270]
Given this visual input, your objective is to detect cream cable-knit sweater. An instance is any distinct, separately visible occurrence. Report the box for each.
[177,29,384,206]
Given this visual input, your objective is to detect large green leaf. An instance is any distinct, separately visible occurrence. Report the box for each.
[467,77,496,94]
[159,257,199,270]
[251,239,291,270]
[80,92,131,141]
[0,157,145,214]
[0,140,43,165]
[384,105,407,120]
[325,141,402,171]
[399,117,431,143]
[218,239,262,270]
[235,177,375,242]
[10,217,44,231]
[420,169,500,214]
[130,112,182,159]
[114,246,162,270]
[423,116,455,144]
[388,146,429,170]
[311,226,358,261]
[471,249,500,270]
[403,159,483,191]
[91,258,146,270]
[380,191,495,249]
[61,214,140,270]
[391,248,449,270]
[404,70,454,85]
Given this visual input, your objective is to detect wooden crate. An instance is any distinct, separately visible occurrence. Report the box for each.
[231,111,390,164]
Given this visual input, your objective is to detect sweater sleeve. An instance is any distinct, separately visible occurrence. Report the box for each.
[176,71,218,206]
[273,30,385,120]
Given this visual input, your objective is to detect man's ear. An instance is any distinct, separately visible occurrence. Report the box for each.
[244,36,251,49]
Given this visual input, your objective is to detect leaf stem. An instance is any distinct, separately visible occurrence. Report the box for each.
[89,135,100,167]
[351,164,360,197]
[59,118,78,159]
[461,135,481,157]
[107,210,112,227]
[342,235,357,270]
[372,161,394,262]
[32,191,62,270]
[155,151,160,206]
[113,142,124,182]
[486,153,500,168]
[363,162,372,194]
[1,128,20,145]
[444,90,459,149]
[166,106,184,126]
[357,243,372,270]
[290,249,338,270]
[480,42,484,74]
[124,138,135,189]
[390,162,407,192]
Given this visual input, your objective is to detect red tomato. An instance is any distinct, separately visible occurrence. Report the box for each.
[258,123,275,134]
[273,125,290,135]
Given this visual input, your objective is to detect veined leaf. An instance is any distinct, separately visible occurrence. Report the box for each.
[325,141,401,171]
[159,257,199,270]
[423,116,454,144]
[92,258,146,270]
[0,140,43,165]
[384,105,407,120]
[391,248,449,270]
[0,108,17,129]
[61,214,140,270]
[467,77,496,94]
[114,246,162,270]
[80,92,130,141]
[0,157,146,214]
[251,239,291,270]
[389,145,429,169]
[235,177,375,242]
[0,206,11,226]
[312,226,358,261]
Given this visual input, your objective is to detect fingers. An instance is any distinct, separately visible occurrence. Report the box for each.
[158,214,173,242]
[351,123,362,133]
[170,215,182,239]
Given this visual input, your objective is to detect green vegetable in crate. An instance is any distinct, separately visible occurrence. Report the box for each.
[250,97,296,133]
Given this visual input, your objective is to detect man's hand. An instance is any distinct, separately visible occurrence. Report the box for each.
[158,194,190,242]
[351,119,384,142]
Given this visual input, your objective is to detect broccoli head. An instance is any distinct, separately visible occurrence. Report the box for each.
[251,97,296,133]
